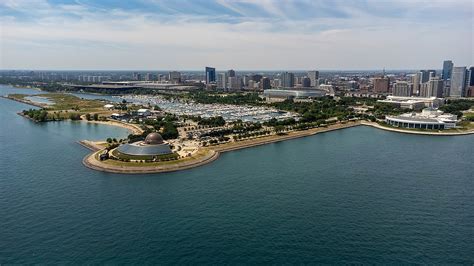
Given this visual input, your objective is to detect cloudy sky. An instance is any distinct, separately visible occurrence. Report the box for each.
[0,0,473,70]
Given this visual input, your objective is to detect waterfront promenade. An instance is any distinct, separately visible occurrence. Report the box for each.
[81,119,474,174]
[81,121,361,174]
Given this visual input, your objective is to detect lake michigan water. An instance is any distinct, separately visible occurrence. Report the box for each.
[0,85,473,263]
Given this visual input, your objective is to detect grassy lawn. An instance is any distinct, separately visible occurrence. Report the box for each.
[40,93,105,111]
[11,93,114,119]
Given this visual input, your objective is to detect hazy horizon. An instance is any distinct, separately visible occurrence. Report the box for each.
[1,0,473,70]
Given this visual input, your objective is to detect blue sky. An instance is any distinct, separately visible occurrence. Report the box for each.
[1,0,472,70]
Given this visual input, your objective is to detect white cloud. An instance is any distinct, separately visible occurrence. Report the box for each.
[0,0,472,70]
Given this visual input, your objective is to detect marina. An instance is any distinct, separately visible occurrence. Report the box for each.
[117,95,298,122]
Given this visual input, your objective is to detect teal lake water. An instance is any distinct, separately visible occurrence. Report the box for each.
[0,85,473,263]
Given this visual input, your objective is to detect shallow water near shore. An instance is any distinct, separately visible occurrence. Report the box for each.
[1,85,473,264]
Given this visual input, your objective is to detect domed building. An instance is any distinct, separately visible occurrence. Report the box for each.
[116,132,172,157]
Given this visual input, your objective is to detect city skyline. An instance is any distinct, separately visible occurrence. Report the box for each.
[1,0,473,70]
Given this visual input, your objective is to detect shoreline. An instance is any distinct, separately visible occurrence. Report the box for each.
[82,118,144,135]
[1,95,46,108]
[81,122,361,174]
[81,120,474,175]
[2,94,144,135]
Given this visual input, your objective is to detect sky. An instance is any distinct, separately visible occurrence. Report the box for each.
[0,0,473,70]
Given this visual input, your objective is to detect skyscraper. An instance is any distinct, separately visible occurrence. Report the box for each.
[442,60,453,80]
[281,72,295,88]
[227,69,235,78]
[261,77,271,90]
[419,70,430,83]
[450,66,467,97]
[217,73,227,89]
[205,67,216,84]
[301,77,311,87]
[412,73,420,96]
[168,71,181,83]
[467,66,474,87]
[307,70,319,87]
[228,76,241,91]
[420,77,443,98]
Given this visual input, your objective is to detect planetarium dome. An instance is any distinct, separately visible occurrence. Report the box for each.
[144,132,164,145]
[116,132,172,157]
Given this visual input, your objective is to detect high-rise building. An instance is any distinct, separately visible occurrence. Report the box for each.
[442,60,453,80]
[250,74,263,82]
[217,73,227,89]
[145,73,153,81]
[307,71,319,87]
[420,78,443,97]
[261,77,271,90]
[168,71,181,83]
[228,76,241,91]
[133,72,142,81]
[205,67,216,84]
[428,70,436,79]
[450,66,467,97]
[242,75,250,87]
[412,73,420,96]
[467,66,474,87]
[227,69,235,78]
[373,77,390,93]
[281,72,295,88]
[248,80,256,90]
[301,77,311,87]
[392,81,412,97]
[419,70,430,83]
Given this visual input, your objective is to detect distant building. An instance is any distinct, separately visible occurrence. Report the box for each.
[261,77,271,90]
[168,71,181,83]
[280,72,295,88]
[227,69,236,78]
[467,66,474,87]
[450,66,467,97]
[392,81,412,97]
[248,80,256,90]
[264,89,326,102]
[228,76,241,91]
[145,73,154,81]
[466,86,474,97]
[307,70,319,87]
[250,74,263,82]
[419,78,443,98]
[301,77,311,87]
[133,72,142,81]
[205,67,216,84]
[217,72,227,89]
[418,70,435,85]
[412,73,420,96]
[373,77,389,93]
[442,60,453,80]
[378,96,444,110]
[242,75,250,87]
[385,108,457,130]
